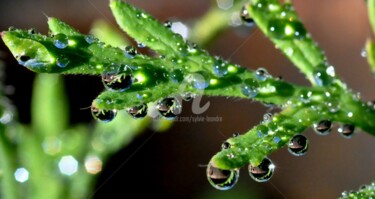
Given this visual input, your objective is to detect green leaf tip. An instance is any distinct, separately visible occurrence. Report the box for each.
[109,0,190,58]
[1,30,55,71]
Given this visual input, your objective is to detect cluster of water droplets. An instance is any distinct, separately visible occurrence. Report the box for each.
[241,68,272,99]
[313,119,356,138]
[206,156,276,190]
[341,182,375,199]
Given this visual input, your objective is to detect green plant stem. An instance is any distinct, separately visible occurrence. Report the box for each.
[0,125,19,199]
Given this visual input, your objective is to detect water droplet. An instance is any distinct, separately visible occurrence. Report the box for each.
[221,142,231,150]
[156,97,182,119]
[124,46,137,58]
[213,58,229,77]
[207,163,239,190]
[268,19,306,40]
[91,106,117,122]
[171,22,190,40]
[241,78,259,98]
[164,20,172,28]
[19,55,31,62]
[299,90,312,103]
[313,67,333,86]
[53,33,69,49]
[249,157,275,182]
[56,56,70,68]
[102,65,133,92]
[84,35,98,44]
[263,113,273,123]
[256,125,268,138]
[171,69,184,83]
[273,136,281,143]
[288,134,308,156]
[181,93,195,101]
[361,48,367,58]
[136,40,146,48]
[240,5,255,26]
[190,72,210,90]
[255,68,270,81]
[326,101,340,113]
[28,28,36,34]
[233,132,240,137]
[126,103,148,119]
[367,100,375,109]
[338,124,355,138]
[314,120,332,135]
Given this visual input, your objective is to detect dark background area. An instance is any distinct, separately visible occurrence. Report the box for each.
[1,0,375,198]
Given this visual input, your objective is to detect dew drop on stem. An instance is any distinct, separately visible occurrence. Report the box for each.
[102,65,133,92]
[156,97,182,119]
[56,56,70,68]
[314,120,332,135]
[249,157,275,182]
[241,78,259,98]
[221,142,231,150]
[288,134,308,156]
[240,4,255,26]
[338,124,355,138]
[255,68,270,81]
[126,103,148,119]
[91,106,117,122]
[124,46,137,59]
[53,33,69,49]
[206,163,239,190]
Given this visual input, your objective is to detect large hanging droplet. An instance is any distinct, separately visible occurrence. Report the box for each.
[124,46,137,59]
[255,68,270,81]
[314,120,332,135]
[206,163,239,191]
[126,104,148,119]
[288,134,308,156]
[240,5,255,26]
[53,33,69,49]
[338,124,355,138]
[156,97,182,119]
[213,58,228,77]
[102,65,133,92]
[241,78,259,98]
[91,106,117,122]
[249,157,275,182]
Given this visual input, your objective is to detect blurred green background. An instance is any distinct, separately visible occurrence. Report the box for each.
[0,0,374,198]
